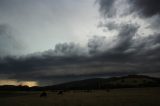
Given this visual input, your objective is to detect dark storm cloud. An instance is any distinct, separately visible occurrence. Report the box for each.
[0,23,160,85]
[115,24,139,51]
[97,0,160,33]
[89,24,139,62]
[129,0,160,17]
[0,42,89,81]
[98,0,160,18]
[0,0,160,85]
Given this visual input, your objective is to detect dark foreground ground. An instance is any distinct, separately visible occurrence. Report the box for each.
[0,87,160,106]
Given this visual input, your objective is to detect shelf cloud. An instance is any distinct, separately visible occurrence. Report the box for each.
[0,0,160,85]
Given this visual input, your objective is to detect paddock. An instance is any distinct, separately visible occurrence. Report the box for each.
[0,87,160,106]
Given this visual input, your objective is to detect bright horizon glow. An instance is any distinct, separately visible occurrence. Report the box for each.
[0,80,38,87]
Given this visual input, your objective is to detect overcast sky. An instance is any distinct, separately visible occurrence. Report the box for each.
[0,0,160,86]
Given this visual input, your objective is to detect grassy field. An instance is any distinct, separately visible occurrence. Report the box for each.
[0,87,160,106]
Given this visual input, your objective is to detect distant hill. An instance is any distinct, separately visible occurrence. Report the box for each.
[45,75,160,90]
[0,75,160,91]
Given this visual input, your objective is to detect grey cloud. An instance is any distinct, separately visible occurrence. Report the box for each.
[98,0,116,17]
[115,24,139,51]
[88,36,106,55]
[53,42,88,57]
[98,23,139,53]
[147,15,160,30]
[98,21,119,30]
[91,24,139,62]
[97,0,160,60]
[0,24,24,57]
[97,0,132,18]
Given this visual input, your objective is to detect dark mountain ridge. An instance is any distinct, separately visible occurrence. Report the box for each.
[0,75,160,91]
[45,75,160,90]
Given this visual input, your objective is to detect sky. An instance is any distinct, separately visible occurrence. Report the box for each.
[0,0,160,86]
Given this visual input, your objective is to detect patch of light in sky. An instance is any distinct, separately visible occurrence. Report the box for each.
[0,80,38,87]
